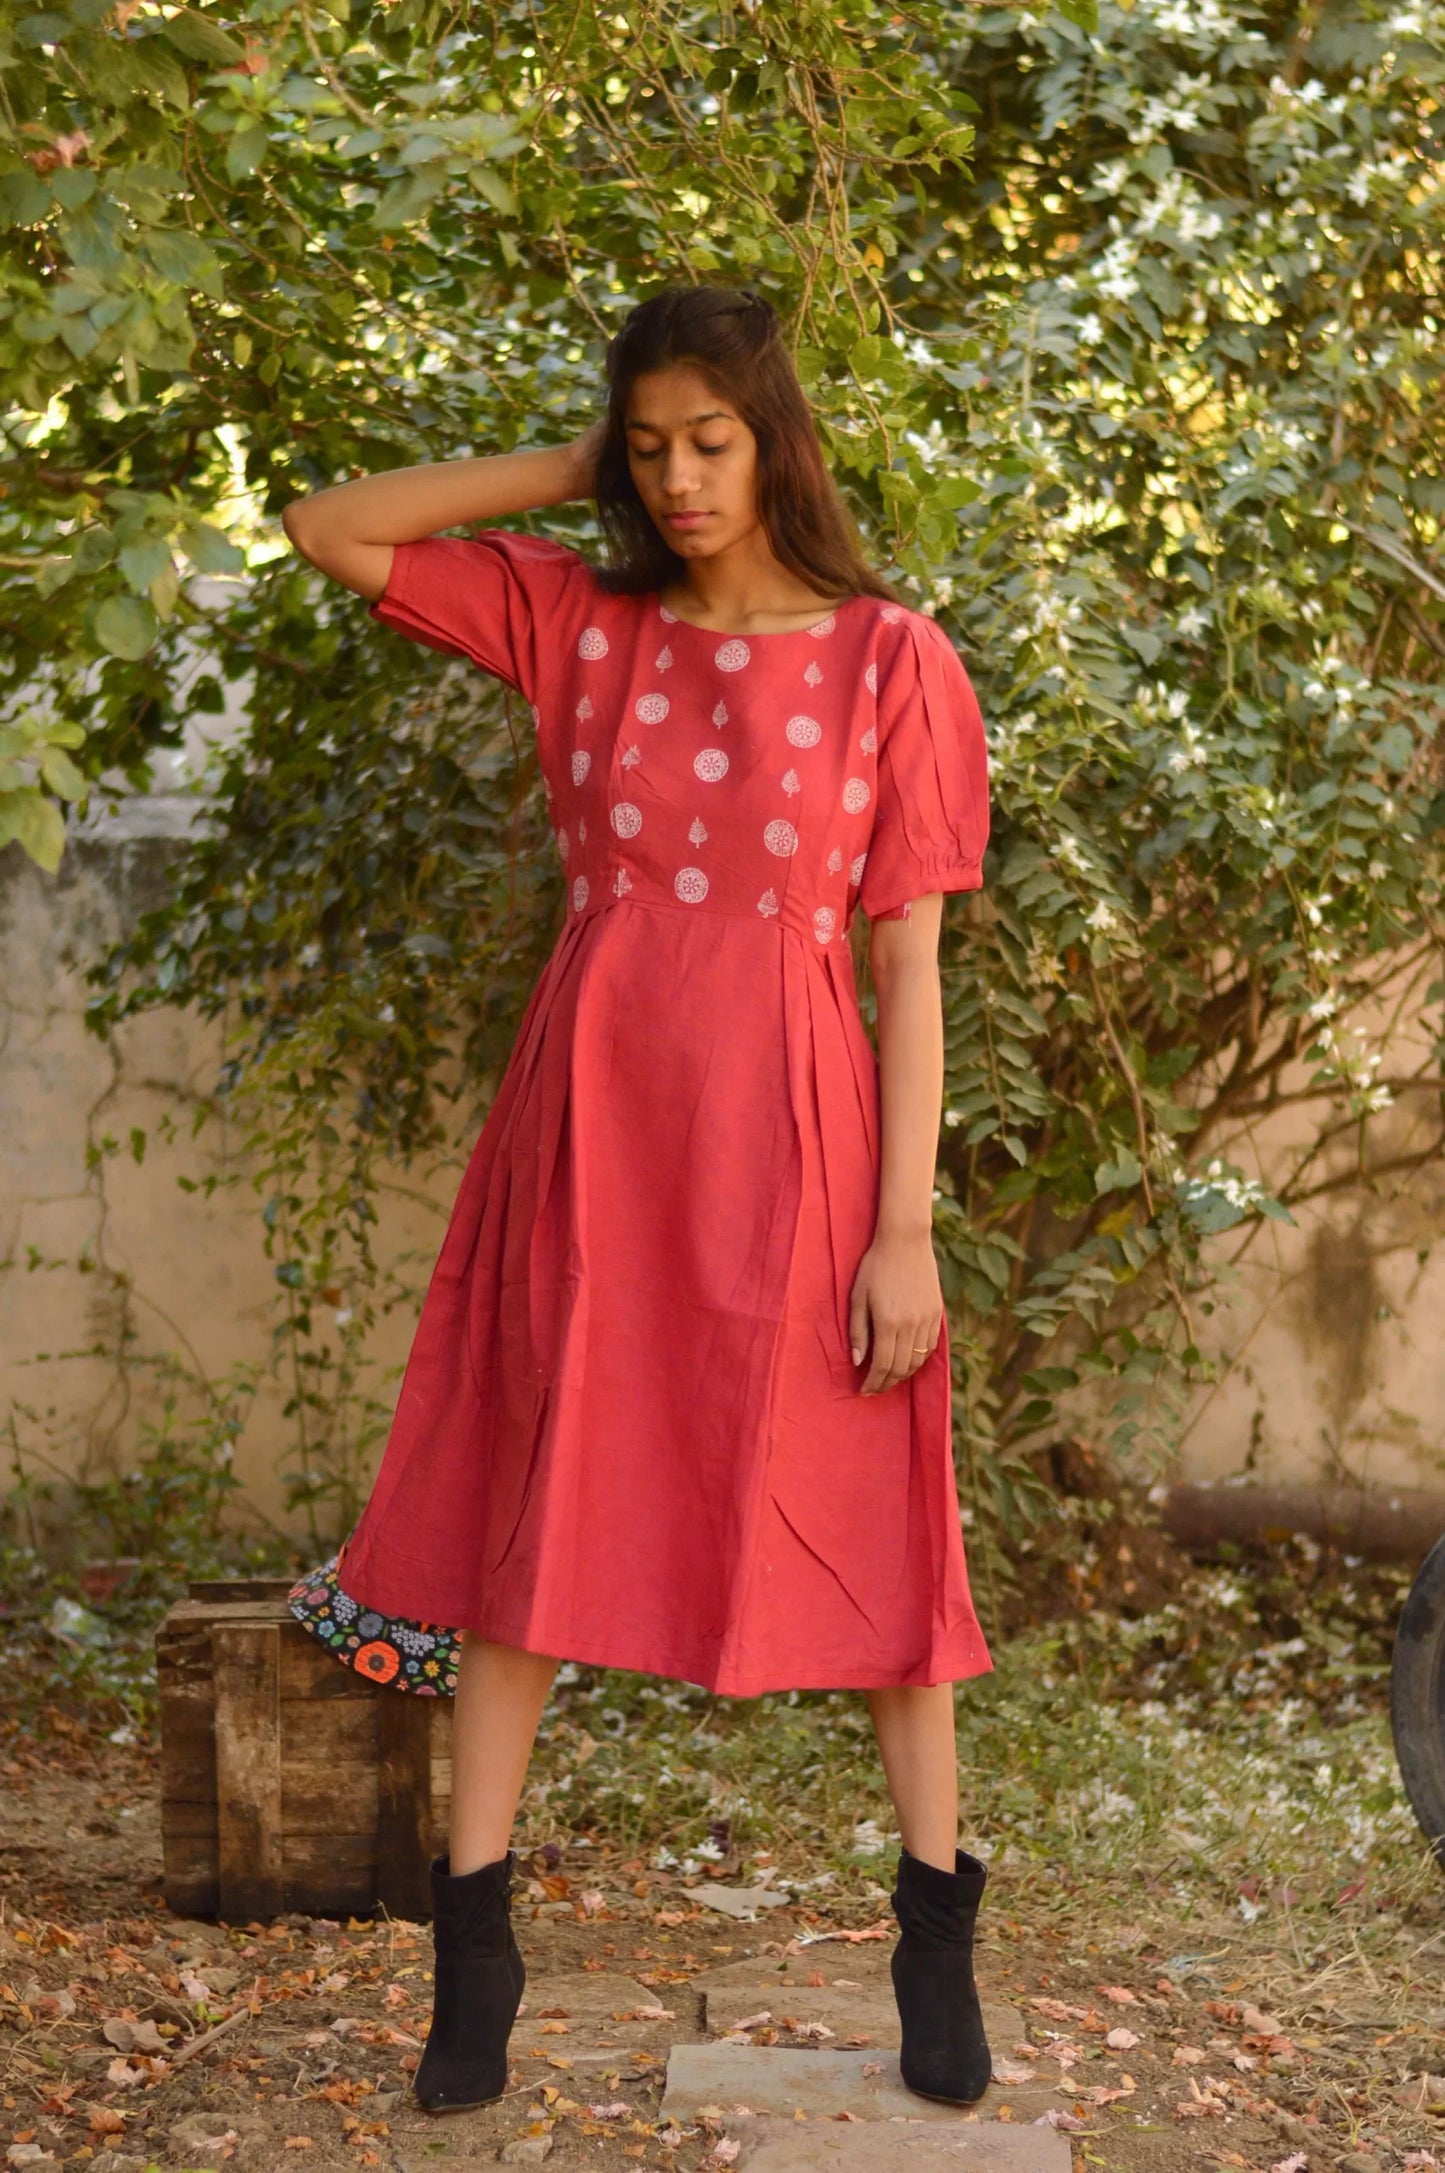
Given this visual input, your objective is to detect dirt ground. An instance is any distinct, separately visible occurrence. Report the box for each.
[1,1727,1442,2173]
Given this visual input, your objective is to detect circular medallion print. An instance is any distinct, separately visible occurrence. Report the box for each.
[764,819,799,857]
[660,605,677,623]
[808,613,836,639]
[842,777,871,814]
[557,827,569,860]
[675,866,709,904]
[611,801,643,839]
[715,639,751,673]
[571,749,591,785]
[694,747,729,782]
[865,662,878,695]
[636,693,670,724]
[578,626,608,659]
[813,906,837,943]
[572,874,590,911]
[880,604,904,624]
[785,714,822,748]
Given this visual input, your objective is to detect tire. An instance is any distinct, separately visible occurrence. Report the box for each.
[1390,1531,1445,1874]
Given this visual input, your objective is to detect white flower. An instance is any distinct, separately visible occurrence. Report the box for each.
[1085,901,1119,932]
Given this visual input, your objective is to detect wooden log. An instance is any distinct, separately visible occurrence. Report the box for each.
[1163,1481,1445,1563]
[213,1623,284,1924]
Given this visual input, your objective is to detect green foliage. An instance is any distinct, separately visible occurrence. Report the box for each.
[3,0,1445,1561]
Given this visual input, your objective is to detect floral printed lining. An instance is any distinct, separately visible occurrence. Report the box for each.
[287,1537,461,1695]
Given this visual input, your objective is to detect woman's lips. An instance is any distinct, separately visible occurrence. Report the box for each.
[665,512,710,527]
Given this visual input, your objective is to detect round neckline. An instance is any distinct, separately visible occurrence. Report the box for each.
[652,591,869,640]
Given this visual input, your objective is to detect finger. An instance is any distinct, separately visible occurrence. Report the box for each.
[848,1288,870,1370]
[863,1320,905,1395]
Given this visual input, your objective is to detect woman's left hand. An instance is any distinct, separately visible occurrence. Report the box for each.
[848,1229,944,1395]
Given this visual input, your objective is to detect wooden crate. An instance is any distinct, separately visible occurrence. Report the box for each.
[157,1578,452,1923]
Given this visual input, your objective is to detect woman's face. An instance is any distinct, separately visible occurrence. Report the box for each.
[623,363,760,559]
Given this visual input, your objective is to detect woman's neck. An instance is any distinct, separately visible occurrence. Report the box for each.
[659,528,841,634]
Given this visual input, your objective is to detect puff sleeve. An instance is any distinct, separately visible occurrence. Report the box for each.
[858,611,991,923]
[368,528,589,709]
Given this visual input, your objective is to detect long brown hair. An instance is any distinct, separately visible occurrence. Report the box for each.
[590,284,898,604]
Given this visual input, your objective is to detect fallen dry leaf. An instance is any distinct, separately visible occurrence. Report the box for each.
[993,2060,1036,2085]
[282,2141,313,2152]
[1035,2108,1084,2130]
[1172,2044,1208,2065]
[1105,2027,1140,2050]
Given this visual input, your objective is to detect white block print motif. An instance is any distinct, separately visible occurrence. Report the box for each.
[612,801,643,839]
[715,640,750,672]
[571,749,591,785]
[842,778,871,813]
[688,817,708,845]
[765,819,799,856]
[813,906,836,944]
[636,694,669,723]
[578,627,608,659]
[675,866,709,903]
[785,715,822,748]
[695,748,728,782]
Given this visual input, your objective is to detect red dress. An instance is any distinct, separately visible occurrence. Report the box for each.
[336,529,994,1696]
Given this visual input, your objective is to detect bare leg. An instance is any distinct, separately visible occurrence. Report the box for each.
[447,1632,559,1875]
[864,1683,960,1871]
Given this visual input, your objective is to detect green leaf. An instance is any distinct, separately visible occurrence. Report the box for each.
[159,8,247,65]
[94,594,158,660]
[2,790,67,872]
[1095,1150,1143,1194]
[40,746,88,801]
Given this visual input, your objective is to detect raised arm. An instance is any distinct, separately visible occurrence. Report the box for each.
[280,421,607,603]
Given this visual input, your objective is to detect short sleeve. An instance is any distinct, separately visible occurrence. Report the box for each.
[368,528,591,708]
[858,612,990,924]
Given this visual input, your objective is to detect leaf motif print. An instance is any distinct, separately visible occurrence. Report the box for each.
[713,702,729,726]
[851,850,867,886]
[715,639,750,672]
[688,816,708,845]
[572,749,591,785]
[636,694,669,723]
[842,777,871,813]
[675,866,709,903]
[613,866,633,896]
[577,815,587,843]
[758,887,780,916]
[804,661,823,686]
[557,827,569,859]
[785,714,822,748]
[764,819,799,856]
[621,743,642,769]
[577,694,594,721]
[860,726,878,755]
[880,604,904,623]
[827,845,843,873]
[695,747,728,782]
[656,645,674,671]
[578,627,608,659]
[781,768,801,795]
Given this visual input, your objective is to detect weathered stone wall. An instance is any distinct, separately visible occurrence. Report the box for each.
[4,823,1443,1550]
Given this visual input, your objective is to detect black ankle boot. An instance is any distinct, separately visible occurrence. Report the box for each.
[890,1845,992,2105]
[413,1848,526,2114]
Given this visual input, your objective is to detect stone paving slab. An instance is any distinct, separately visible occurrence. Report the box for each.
[694,1956,894,1992]
[661,2043,1055,2125]
[719,2120,1072,2171]
[704,1986,1027,2055]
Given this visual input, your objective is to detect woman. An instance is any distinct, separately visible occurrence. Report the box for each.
[282,283,995,2117]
